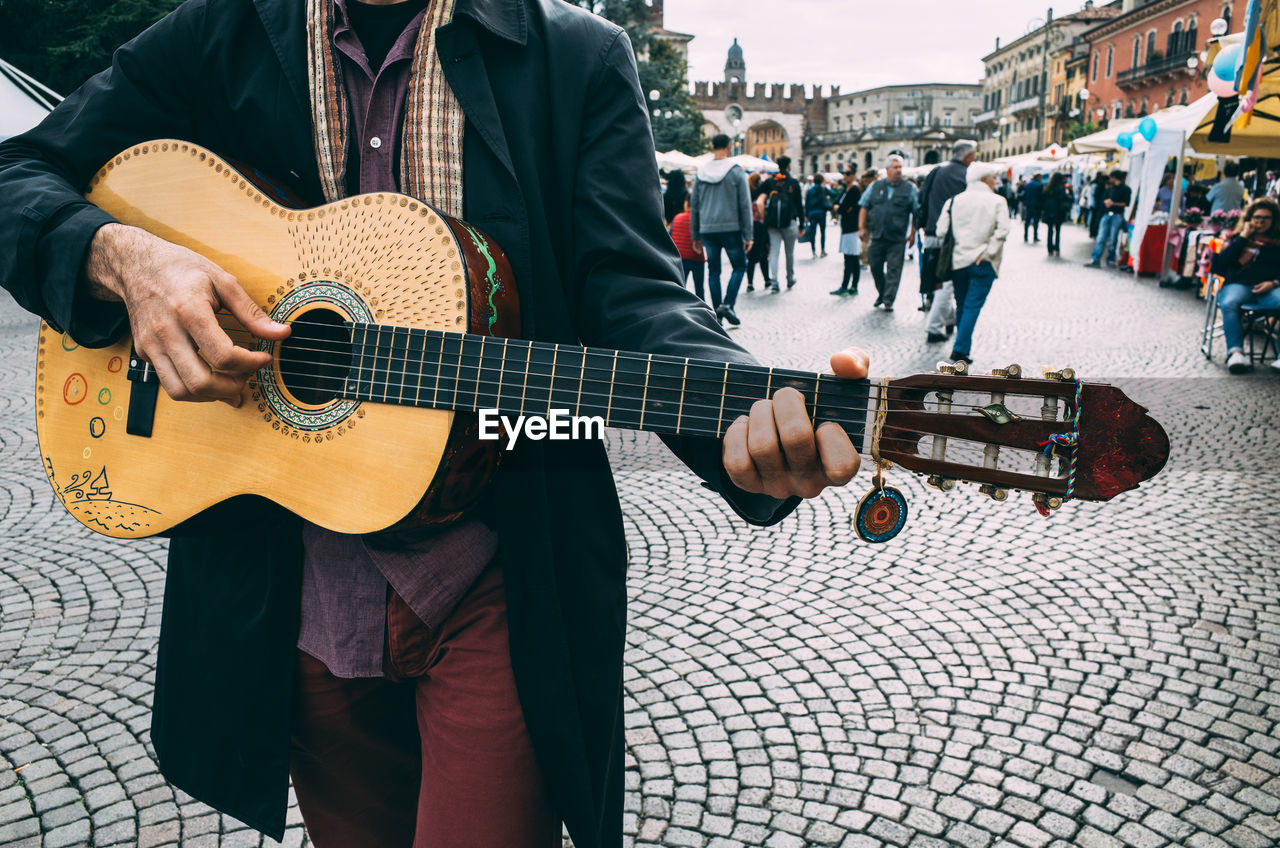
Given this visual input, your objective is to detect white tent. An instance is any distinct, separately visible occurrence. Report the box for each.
[689,152,779,173]
[0,59,60,140]
[655,149,699,171]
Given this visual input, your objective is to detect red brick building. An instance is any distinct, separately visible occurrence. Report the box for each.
[1081,0,1237,123]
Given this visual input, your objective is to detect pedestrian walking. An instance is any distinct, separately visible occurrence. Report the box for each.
[762,155,805,292]
[746,172,771,292]
[1020,173,1044,242]
[669,200,706,300]
[920,140,975,337]
[1088,172,1108,238]
[937,162,1011,365]
[804,173,833,257]
[859,154,918,311]
[1040,172,1072,256]
[859,168,878,268]
[662,170,687,227]
[1085,170,1131,268]
[831,168,863,295]
[690,133,754,325]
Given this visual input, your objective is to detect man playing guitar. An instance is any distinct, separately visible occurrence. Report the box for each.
[0,0,866,845]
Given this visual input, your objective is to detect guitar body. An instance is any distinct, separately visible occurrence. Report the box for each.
[35,140,517,538]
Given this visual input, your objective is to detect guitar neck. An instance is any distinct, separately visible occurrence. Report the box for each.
[337,324,871,448]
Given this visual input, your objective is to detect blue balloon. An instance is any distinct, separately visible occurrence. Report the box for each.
[1138,117,1157,141]
[1117,131,1134,150]
[1214,44,1243,81]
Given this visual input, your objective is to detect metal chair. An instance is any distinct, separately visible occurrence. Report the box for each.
[1202,275,1280,363]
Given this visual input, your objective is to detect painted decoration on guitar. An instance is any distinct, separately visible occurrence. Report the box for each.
[854,486,908,543]
[454,220,504,334]
[44,458,161,535]
[63,374,88,405]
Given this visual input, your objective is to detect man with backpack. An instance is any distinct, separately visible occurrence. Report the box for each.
[762,156,805,292]
[859,154,918,311]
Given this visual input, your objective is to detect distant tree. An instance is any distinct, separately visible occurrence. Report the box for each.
[0,0,184,95]
[3,0,707,153]
[567,0,706,154]
[1065,120,1101,143]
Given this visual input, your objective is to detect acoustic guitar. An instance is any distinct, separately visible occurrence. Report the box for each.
[34,141,1169,540]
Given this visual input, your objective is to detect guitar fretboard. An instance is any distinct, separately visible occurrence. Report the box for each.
[338,324,871,446]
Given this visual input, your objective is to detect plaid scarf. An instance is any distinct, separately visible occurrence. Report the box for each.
[306,0,463,215]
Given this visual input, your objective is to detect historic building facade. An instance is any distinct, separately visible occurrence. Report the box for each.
[975,1,1121,158]
[1079,0,1228,125]
[691,39,830,172]
[805,84,984,175]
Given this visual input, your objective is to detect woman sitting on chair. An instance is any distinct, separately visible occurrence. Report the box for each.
[1213,197,1280,374]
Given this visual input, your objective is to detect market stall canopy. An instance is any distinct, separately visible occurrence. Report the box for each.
[655,149,700,171]
[0,58,59,141]
[1189,54,1280,156]
[690,152,779,172]
[1067,96,1217,155]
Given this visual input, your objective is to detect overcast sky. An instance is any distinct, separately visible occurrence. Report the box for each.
[664,0,1059,93]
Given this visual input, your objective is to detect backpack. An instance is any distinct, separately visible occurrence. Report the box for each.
[765,176,797,227]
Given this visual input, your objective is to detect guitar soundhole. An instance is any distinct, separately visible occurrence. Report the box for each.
[278,308,350,406]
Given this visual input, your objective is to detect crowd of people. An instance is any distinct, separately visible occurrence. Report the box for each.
[664,137,1280,374]
[664,137,1011,364]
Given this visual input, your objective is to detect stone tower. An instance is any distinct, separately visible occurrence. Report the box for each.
[724,38,745,85]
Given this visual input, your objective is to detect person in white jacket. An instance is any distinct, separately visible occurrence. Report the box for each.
[937,162,1011,364]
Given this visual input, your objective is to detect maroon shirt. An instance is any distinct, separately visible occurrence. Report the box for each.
[298,0,494,679]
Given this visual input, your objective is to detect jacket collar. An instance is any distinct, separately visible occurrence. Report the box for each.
[454,0,527,45]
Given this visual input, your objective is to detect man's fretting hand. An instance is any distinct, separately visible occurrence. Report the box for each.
[85,223,290,406]
[723,347,868,499]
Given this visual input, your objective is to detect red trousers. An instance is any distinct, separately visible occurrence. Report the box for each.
[289,564,561,847]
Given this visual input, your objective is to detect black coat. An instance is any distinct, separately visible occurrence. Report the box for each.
[0,0,798,844]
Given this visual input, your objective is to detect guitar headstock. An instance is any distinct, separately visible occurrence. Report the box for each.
[877,362,1169,512]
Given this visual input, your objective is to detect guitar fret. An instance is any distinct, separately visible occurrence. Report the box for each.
[520,340,533,416]
[718,363,728,437]
[453,332,466,411]
[639,354,652,430]
[405,328,425,407]
[496,338,508,413]
[549,344,559,416]
[677,358,688,435]
[430,330,444,408]
[575,346,585,418]
[455,335,481,411]
[473,335,484,411]
[606,350,618,426]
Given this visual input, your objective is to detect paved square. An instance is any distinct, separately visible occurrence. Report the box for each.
[0,223,1276,847]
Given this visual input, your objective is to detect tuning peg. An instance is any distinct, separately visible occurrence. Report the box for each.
[1041,367,1076,381]
[1032,492,1064,510]
[978,484,1009,501]
[937,359,968,375]
[927,475,957,491]
[990,363,1022,378]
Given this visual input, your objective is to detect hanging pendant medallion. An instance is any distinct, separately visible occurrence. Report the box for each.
[854,486,909,543]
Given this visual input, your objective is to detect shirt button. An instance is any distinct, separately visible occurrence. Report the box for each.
[369,136,382,149]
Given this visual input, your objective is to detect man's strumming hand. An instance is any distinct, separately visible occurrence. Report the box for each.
[85,223,290,406]
[722,347,868,499]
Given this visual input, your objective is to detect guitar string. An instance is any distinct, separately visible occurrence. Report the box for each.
[214,325,1069,417]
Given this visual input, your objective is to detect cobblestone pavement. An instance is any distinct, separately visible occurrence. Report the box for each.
[0,221,1277,848]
